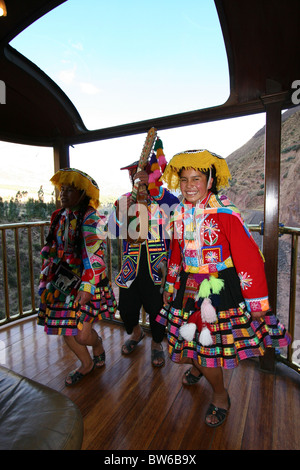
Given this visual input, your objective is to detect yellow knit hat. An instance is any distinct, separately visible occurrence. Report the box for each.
[162,149,231,191]
[50,168,100,209]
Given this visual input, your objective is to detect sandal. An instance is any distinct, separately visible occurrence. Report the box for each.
[93,336,106,368]
[65,363,95,387]
[205,395,231,428]
[182,367,203,385]
[93,351,106,367]
[151,346,165,367]
[121,331,145,355]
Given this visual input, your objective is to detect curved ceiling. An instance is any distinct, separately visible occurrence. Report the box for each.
[0,0,299,146]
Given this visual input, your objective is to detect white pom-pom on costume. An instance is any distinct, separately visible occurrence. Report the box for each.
[41,265,49,276]
[179,323,196,342]
[201,297,217,323]
[199,326,214,346]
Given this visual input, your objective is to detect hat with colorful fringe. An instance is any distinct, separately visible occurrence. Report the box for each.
[50,168,100,209]
[162,149,231,191]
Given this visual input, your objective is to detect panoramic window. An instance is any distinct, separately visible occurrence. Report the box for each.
[10,0,230,130]
[5,0,265,202]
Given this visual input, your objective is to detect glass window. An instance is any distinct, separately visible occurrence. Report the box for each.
[10,0,230,130]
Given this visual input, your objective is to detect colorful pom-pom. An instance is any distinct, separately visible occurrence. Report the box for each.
[199,326,213,346]
[150,188,159,196]
[151,162,160,171]
[148,173,155,183]
[209,276,224,294]
[41,245,50,259]
[198,278,211,298]
[148,138,168,196]
[157,154,167,165]
[53,289,61,299]
[152,169,161,179]
[201,297,217,323]
[179,322,196,342]
[154,138,163,150]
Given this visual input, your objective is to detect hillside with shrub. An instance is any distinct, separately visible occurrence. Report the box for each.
[225,106,300,227]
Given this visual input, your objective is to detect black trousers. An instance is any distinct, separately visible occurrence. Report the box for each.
[118,245,165,343]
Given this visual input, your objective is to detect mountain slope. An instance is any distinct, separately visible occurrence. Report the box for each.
[225,106,300,226]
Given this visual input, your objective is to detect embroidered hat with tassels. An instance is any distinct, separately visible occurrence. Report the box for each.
[120,137,167,193]
[50,168,100,210]
[162,149,231,191]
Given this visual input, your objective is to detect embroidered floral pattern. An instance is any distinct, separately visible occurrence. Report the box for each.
[239,271,253,290]
[245,296,270,312]
[203,218,219,245]
[168,262,180,277]
[204,250,219,263]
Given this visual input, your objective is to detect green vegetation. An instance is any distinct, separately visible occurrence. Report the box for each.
[282,145,300,154]
[0,186,56,223]
[0,188,55,320]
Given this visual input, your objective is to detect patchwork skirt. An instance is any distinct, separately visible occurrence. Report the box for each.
[156,268,291,369]
[37,278,117,336]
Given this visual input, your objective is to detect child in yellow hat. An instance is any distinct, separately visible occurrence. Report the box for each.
[157,150,291,427]
[38,168,117,386]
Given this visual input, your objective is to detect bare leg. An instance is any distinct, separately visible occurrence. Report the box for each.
[64,323,104,375]
[64,335,94,375]
[76,323,105,366]
[192,360,230,425]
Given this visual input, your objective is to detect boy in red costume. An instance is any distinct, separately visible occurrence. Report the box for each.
[157,150,291,427]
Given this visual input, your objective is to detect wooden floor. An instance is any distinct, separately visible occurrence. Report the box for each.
[0,316,299,451]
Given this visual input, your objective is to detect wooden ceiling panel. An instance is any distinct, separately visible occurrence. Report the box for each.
[216,0,300,101]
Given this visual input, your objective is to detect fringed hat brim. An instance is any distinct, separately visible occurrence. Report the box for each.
[162,149,231,191]
[50,168,100,209]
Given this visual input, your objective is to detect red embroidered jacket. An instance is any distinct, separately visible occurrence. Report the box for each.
[165,193,270,313]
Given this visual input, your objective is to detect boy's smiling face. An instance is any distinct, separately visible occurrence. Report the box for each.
[179,168,212,205]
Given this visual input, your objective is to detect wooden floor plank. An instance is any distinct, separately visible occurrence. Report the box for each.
[149,377,215,450]
[273,364,300,450]
[0,317,299,451]
[241,365,275,450]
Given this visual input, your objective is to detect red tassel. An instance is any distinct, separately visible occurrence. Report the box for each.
[179,310,214,346]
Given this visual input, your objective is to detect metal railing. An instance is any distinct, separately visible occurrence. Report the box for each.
[248,223,300,373]
[0,220,299,372]
[0,221,50,323]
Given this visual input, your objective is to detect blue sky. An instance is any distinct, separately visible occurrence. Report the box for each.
[1,0,266,201]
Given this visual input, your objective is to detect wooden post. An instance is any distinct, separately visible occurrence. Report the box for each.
[260,93,284,372]
[53,141,70,172]
[53,141,70,208]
